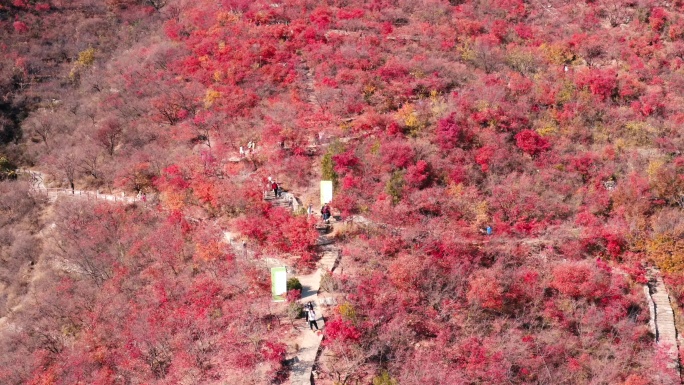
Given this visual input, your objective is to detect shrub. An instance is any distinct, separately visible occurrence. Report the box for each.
[373,371,398,385]
[320,270,339,292]
[574,68,617,101]
[286,289,301,302]
[436,114,474,150]
[386,170,405,205]
[0,156,17,181]
[515,129,550,157]
[287,277,302,292]
[286,302,304,323]
[338,302,357,322]
[324,318,361,342]
[467,269,504,311]
[649,235,684,273]
[550,261,610,300]
[406,160,432,189]
[321,151,338,184]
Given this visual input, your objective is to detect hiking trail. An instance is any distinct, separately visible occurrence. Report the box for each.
[645,268,681,380]
[263,189,339,385]
[15,157,680,384]
[18,169,142,204]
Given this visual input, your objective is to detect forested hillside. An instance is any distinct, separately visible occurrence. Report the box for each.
[2,0,684,383]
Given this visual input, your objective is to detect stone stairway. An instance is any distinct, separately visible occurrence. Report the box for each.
[264,190,295,209]
[646,270,680,375]
[318,246,339,271]
[260,186,340,384]
[289,270,325,385]
[286,215,340,385]
[314,223,339,270]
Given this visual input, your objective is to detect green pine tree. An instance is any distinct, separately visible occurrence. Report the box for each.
[321,151,338,187]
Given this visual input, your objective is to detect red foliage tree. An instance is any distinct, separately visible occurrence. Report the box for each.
[575,68,617,101]
[515,129,550,157]
[435,113,474,150]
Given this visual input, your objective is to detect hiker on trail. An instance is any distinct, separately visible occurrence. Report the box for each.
[271,181,279,198]
[307,204,313,217]
[239,146,244,157]
[321,204,331,222]
[307,308,319,330]
[486,225,492,235]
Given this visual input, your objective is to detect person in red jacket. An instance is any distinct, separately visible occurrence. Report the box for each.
[321,203,331,221]
[271,181,279,198]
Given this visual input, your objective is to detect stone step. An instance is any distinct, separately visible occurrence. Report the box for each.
[318,297,337,307]
[264,196,288,202]
[316,228,330,235]
[265,196,285,201]
[264,191,287,197]
[319,251,338,270]
[265,198,291,206]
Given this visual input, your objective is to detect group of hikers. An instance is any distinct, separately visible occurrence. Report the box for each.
[307,202,332,222]
[263,180,328,332]
[263,178,490,335]
[239,141,257,157]
[267,178,334,222]
[270,179,282,198]
[320,203,331,221]
[135,191,147,202]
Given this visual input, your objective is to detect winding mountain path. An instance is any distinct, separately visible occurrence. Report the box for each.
[16,169,341,385]
[18,169,141,203]
[15,166,678,383]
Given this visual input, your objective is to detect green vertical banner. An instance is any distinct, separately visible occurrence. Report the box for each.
[271,267,287,302]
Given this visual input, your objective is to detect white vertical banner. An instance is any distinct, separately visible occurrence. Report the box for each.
[320,180,333,206]
[271,267,287,302]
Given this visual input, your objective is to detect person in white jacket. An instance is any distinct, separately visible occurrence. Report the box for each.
[307,308,319,330]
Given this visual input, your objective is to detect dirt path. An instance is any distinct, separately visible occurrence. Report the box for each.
[299,62,318,107]
[18,169,141,203]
